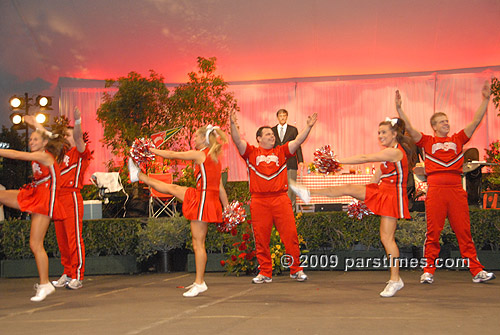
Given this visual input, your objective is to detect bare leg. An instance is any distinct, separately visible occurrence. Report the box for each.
[310,184,366,201]
[379,216,400,281]
[30,213,51,285]
[0,190,21,209]
[138,172,188,201]
[190,220,208,284]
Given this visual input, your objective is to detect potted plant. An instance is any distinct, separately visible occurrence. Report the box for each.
[135,214,190,272]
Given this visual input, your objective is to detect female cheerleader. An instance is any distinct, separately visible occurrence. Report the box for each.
[0,128,66,301]
[129,125,229,297]
[291,118,417,297]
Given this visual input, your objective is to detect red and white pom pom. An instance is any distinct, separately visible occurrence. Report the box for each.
[130,138,156,167]
[217,200,247,233]
[313,145,342,174]
[347,200,374,220]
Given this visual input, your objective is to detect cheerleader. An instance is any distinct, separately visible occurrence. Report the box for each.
[290,118,417,297]
[0,128,66,301]
[129,125,229,297]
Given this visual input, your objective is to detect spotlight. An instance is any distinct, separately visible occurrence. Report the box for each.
[9,96,25,110]
[36,95,52,109]
[35,113,48,124]
[10,113,23,125]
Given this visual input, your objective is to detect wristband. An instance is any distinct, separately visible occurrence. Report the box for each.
[75,118,81,125]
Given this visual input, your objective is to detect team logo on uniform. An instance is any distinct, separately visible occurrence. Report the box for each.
[32,162,42,176]
[63,155,70,167]
[256,154,279,166]
[432,142,457,154]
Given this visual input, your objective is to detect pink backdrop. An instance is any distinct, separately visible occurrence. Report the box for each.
[58,67,500,184]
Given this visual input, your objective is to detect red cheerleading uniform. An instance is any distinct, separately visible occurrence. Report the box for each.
[241,143,302,278]
[417,130,483,276]
[364,144,410,219]
[17,151,63,219]
[182,148,223,223]
[55,146,92,281]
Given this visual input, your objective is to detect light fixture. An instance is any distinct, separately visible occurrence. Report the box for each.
[36,95,52,110]
[10,113,23,125]
[35,113,48,124]
[9,95,25,110]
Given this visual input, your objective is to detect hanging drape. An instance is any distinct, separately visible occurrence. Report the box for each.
[57,67,500,184]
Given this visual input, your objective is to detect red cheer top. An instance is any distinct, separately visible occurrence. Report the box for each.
[59,146,92,189]
[416,130,469,185]
[241,143,292,195]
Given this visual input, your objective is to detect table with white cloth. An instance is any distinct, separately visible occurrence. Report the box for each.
[295,174,373,211]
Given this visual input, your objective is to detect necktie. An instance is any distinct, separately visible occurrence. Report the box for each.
[279,126,284,142]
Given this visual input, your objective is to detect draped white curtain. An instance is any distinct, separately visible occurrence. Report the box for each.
[58,67,500,184]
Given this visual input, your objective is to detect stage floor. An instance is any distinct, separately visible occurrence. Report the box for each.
[0,270,498,334]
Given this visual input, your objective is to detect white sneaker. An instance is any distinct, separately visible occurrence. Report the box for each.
[67,278,83,290]
[183,282,207,297]
[420,272,434,284]
[31,283,55,302]
[289,181,311,204]
[290,270,308,282]
[128,158,140,182]
[252,274,272,284]
[380,278,404,297]
[472,270,496,283]
[52,274,71,288]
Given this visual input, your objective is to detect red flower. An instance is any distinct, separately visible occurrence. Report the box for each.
[220,260,226,267]
[231,228,238,236]
[231,255,237,261]
[238,242,247,250]
[238,252,246,259]
[232,242,240,246]
[245,252,255,260]
[242,233,250,241]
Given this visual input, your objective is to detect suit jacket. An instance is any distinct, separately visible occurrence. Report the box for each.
[272,124,303,170]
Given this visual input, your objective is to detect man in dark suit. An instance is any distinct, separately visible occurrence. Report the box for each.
[272,109,303,208]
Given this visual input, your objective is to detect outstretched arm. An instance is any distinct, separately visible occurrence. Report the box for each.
[149,148,205,164]
[339,147,403,164]
[395,90,422,143]
[464,80,491,138]
[229,110,247,155]
[0,149,54,166]
[73,107,86,153]
[288,113,317,154]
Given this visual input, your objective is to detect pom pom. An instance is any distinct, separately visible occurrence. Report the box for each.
[313,145,342,174]
[217,200,247,233]
[347,200,374,220]
[130,138,156,167]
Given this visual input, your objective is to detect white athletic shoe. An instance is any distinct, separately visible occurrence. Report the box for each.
[67,279,83,290]
[289,181,311,204]
[472,270,496,283]
[290,270,308,282]
[183,282,208,297]
[420,272,434,284]
[252,274,273,284]
[31,283,55,302]
[52,274,71,288]
[128,158,140,182]
[380,278,404,297]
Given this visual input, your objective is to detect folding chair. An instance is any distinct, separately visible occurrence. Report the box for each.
[148,173,176,218]
[91,172,129,217]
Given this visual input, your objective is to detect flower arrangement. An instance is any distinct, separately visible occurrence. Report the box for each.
[484,140,500,191]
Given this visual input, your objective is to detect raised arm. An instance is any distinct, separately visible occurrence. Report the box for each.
[229,110,247,155]
[288,113,317,154]
[73,107,86,153]
[464,80,491,138]
[149,148,205,164]
[395,90,422,143]
[339,147,403,165]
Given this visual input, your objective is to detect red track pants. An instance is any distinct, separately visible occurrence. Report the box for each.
[250,193,302,277]
[423,184,483,276]
[55,190,85,281]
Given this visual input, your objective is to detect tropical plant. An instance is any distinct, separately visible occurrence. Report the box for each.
[484,140,500,191]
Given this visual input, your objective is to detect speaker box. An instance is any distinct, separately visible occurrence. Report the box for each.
[315,204,343,212]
